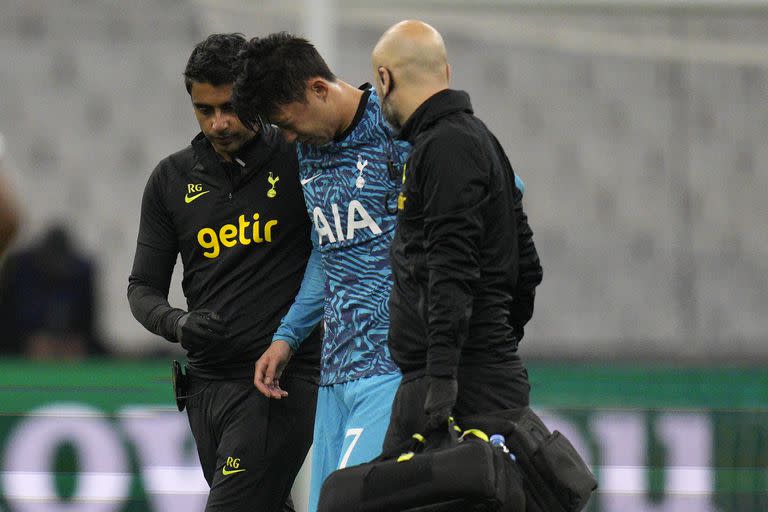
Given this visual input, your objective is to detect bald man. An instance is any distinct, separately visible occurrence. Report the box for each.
[372,21,542,452]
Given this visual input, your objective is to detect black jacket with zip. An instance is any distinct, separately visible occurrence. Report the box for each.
[128,129,320,380]
[389,89,542,378]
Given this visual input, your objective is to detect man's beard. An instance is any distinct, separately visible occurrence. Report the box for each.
[381,97,401,130]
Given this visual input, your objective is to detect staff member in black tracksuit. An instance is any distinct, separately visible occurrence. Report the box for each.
[371,20,543,451]
[127,34,320,512]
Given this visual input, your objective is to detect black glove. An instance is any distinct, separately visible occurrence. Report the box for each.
[423,376,458,433]
[174,309,227,352]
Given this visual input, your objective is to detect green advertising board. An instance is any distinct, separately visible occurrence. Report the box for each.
[0,360,766,511]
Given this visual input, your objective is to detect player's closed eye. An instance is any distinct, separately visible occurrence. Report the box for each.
[275,120,291,131]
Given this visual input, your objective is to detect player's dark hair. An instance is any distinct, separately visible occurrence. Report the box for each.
[183,33,247,94]
[232,32,336,129]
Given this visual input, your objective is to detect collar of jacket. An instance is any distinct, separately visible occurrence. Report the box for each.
[397,89,473,143]
[328,83,374,149]
[190,128,278,177]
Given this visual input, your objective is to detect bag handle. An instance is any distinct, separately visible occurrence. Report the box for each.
[396,419,492,462]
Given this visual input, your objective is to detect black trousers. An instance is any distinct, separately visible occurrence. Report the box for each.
[382,357,530,457]
[185,372,318,512]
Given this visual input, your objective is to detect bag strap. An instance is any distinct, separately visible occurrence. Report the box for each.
[396,421,495,463]
[396,417,466,462]
[460,428,490,442]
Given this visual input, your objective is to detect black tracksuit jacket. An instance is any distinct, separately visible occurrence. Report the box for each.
[127,129,320,380]
[389,89,542,379]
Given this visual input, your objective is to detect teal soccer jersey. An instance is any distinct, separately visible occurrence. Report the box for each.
[298,87,409,386]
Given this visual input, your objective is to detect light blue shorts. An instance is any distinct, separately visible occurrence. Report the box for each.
[307,371,401,512]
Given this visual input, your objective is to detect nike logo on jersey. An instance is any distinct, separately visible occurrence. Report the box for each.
[185,191,210,203]
[185,184,210,204]
[300,174,321,186]
[222,457,246,476]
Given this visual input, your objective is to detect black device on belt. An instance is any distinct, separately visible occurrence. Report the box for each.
[171,360,189,412]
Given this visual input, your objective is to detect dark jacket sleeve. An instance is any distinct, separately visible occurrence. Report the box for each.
[420,136,490,378]
[510,188,543,339]
[489,133,543,341]
[127,167,184,342]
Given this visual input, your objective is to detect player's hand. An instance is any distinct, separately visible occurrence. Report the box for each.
[423,376,458,433]
[175,310,227,352]
[254,340,293,399]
